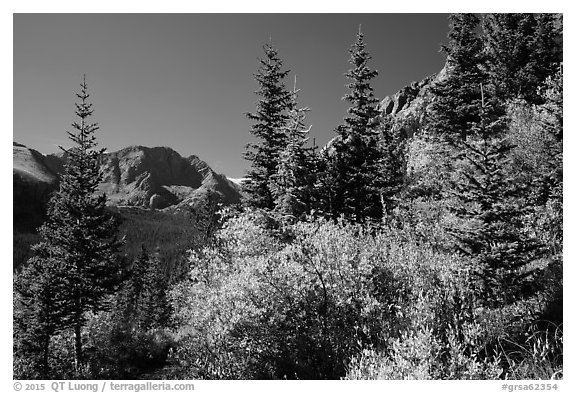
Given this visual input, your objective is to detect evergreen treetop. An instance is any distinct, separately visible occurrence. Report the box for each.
[427,13,487,146]
[482,13,562,104]
[243,43,295,210]
[338,27,380,140]
[428,14,547,305]
[320,27,384,223]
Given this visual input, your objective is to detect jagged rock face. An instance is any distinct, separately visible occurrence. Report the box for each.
[99,146,199,207]
[97,146,242,209]
[378,62,451,139]
[13,144,242,217]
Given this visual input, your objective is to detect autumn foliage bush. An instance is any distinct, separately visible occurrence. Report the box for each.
[169,209,477,378]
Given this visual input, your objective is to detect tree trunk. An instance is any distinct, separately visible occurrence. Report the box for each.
[74,320,82,375]
[42,335,50,378]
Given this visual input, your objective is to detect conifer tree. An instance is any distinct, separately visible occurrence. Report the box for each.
[482,13,562,104]
[139,250,171,330]
[427,13,486,146]
[531,14,563,89]
[14,256,68,378]
[448,84,543,305]
[429,14,545,305]
[31,75,123,372]
[118,245,171,331]
[377,115,406,216]
[270,77,315,219]
[119,245,150,324]
[244,43,294,210]
[321,27,384,222]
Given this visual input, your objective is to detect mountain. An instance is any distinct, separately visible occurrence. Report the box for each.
[13,143,242,218]
[96,145,241,209]
[13,142,60,231]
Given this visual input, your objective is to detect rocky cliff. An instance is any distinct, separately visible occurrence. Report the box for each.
[378,62,450,139]
[96,145,241,209]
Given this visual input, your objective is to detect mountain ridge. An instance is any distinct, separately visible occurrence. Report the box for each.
[13,143,243,223]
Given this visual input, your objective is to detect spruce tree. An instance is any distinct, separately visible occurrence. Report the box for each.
[269,77,315,219]
[429,14,545,305]
[118,244,149,325]
[31,75,123,372]
[482,13,562,104]
[427,13,486,146]
[139,249,171,330]
[118,245,172,331]
[244,43,294,210]
[377,115,406,216]
[321,27,383,222]
[448,85,543,305]
[14,256,68,378]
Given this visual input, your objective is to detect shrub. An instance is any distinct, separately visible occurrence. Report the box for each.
[82,311,175,379]
[169,210,477,379]
[168,207,562,380]
[345,321,503,380]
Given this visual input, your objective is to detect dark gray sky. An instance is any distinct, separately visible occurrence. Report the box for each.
[14,13,450,178]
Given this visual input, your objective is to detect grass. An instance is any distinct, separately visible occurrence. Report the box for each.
[497,323,563,380]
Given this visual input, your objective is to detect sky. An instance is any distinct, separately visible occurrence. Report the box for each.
[13,13,451,178]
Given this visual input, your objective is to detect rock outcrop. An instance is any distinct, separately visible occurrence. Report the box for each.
[378,62,451,139]
[98,146,242,208]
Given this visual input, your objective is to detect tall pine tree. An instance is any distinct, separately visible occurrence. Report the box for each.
[320,27,384,222]
[32,75,123,373]
[139,249,172,330]
[448,85,543,305]
[429,14,545,305]
[427,13,486,146]
[269,76,315,220]
[243,43,294,210]
[117,245,171,331]
[118,245,150,326]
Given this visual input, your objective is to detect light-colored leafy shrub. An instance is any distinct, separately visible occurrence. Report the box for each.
[169,207,561,380]
[169,209,478,379]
